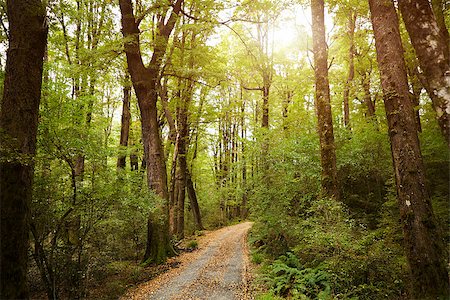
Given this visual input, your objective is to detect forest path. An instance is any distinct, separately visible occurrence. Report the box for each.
[123,222,254,300]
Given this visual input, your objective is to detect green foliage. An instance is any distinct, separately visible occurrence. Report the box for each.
[103,281,127,300]
[90,261,160,300]
[256,291,286,300]
[253,198,408,299]
[7,0,446,297]
[247,127,322,256]
[251,251,265,265]
[186,240,199,250]
[262,252,331,299]
[335,123,392,228]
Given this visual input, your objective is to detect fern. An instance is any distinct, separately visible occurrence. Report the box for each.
[264,252,331,299]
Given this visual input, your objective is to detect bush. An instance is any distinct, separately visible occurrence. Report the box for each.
[263,252,331,299]
[186,240,198,250]
[103,280,127,300]
[253,198,408,299]
[251,251,264,265]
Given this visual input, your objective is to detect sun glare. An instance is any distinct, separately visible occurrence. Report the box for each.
[272,5,335,51]
[273,6,311,49]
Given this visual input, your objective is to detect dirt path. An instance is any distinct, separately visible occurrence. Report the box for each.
[123,222,253,300]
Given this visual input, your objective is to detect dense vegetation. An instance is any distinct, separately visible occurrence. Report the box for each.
[0,0,448,299]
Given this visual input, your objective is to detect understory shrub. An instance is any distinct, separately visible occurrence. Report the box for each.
[263,252,331,299]
[252,199,408,299]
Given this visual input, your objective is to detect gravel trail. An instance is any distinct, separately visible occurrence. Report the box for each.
[123,222,253,300]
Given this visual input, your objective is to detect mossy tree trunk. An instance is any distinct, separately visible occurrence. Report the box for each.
[311,0,339,199]
[343,10,356,129]
[0,0,48,297]
[186,169,204,231]
[117,74,131,169]
[361,73,376,118]
[119,0,183,263]
[369,0,449,298]
[398,0,450,146]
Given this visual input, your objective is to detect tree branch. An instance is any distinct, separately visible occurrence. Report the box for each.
[163,72,223,88]
[136,2,165,26]
[241,83,263,91]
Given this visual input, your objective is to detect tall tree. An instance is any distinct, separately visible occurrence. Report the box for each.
[0,0,48,297]
[311,0,339,199]
[361,73,376,118]
[258,18,272,129]
[119,0,183,263]
[117,73,132,169]
[173,23,196,238]
[240,2,274,130]
[369,0,449,298]
[174,78,191,238]
[343,10,356,129]
[185,85,205,230]
[398,0,450,146]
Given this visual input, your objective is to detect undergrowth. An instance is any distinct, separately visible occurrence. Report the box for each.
[250,198,408,300]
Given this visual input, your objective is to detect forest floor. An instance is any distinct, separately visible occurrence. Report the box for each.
[122,221,254,300]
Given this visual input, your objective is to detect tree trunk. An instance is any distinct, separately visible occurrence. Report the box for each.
[343,10,356,129]
[130,153,139,171]
[241,91,248,219]
[186,169,204,230]
[119,0,182,263]
[262,74,270,128]
[431,0,449,56]
[282,90,292,131]
[117,74,131,169]
[30,223,55,300]
[311,0,339,199]
[175,86,191,238]
[219,115,230,223]
[0,0,47,298]
[398,0,450,146]
[408,66,423,132]
[362,74,376,118]
[175,27,195,238]
[166,79,181,235]
[169,137,179,235]
[140,88,172,263]
[369,0,449,298]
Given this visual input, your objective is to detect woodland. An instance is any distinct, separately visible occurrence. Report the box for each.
[0,0,449,299]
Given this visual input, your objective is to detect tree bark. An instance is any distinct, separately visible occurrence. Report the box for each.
[343,10,356,129]
[398,0,450,146]
[130,153,139,171]
[241,90,248,219]
[175,94,189,238]
[119,0,182,263]
[117,74,131,169]
[431,0,449,56]
[0,0,48,298]
[311,0,339,199]
[369,0,449,298]
[282,89,293,131]
[362,74,376,118]
[167,83,180,236]
[169,137,179,235]
[186,169,204,230]
[262,73,270,128]
[174,27,196,238]
[408,66,423,132]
